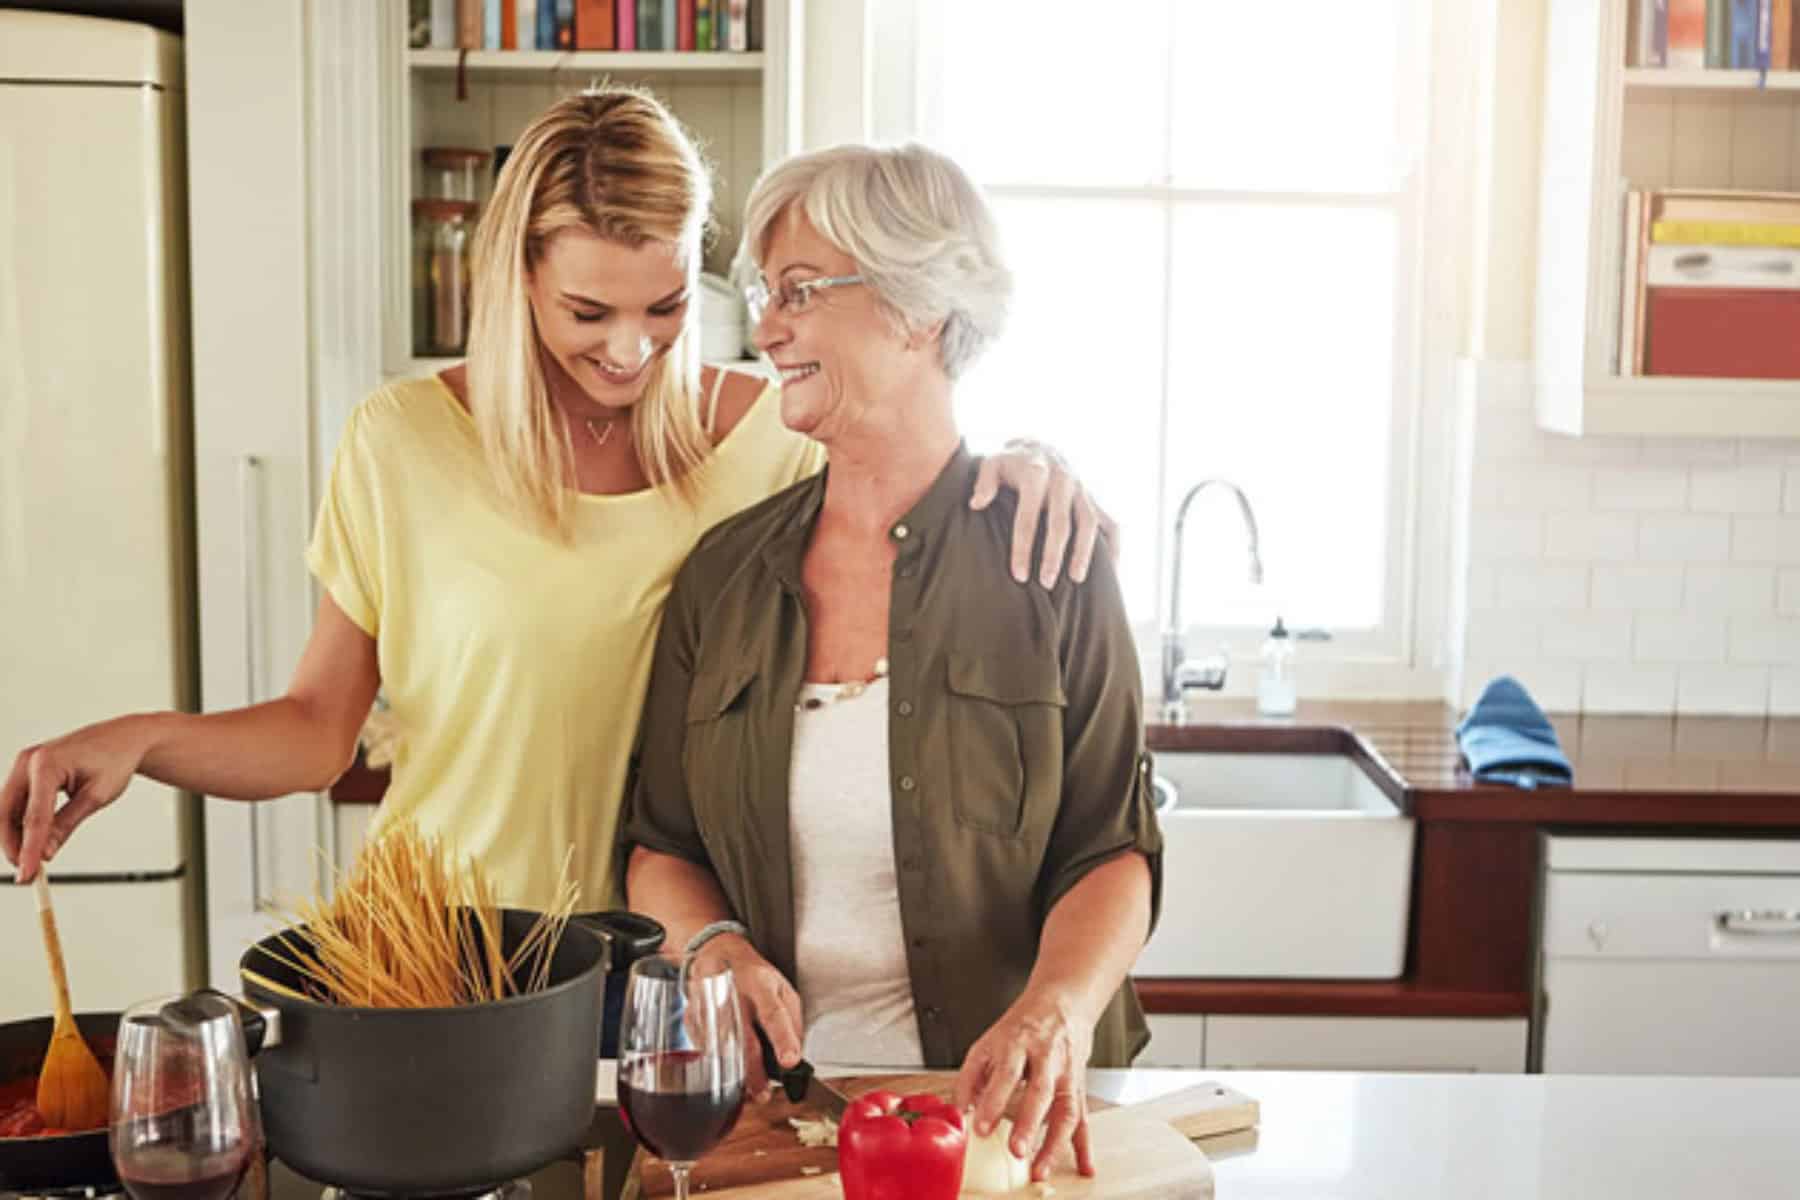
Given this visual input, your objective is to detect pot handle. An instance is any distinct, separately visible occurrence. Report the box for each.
[182,988,283,1055]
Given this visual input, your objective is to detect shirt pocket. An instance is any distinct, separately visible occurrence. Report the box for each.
[682,664,760,823]
[944,651,1067,838]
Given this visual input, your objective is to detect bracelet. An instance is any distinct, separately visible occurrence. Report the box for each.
[684,919,749,958]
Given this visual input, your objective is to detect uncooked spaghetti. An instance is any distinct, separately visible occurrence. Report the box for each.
[263,823,578,1008]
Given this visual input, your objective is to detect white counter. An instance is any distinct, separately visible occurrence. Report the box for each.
[1089,1069,1800,1199]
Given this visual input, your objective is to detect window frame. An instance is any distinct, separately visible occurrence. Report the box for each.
[871,0,1466,699]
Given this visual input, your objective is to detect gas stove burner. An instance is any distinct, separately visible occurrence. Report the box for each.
[15,1188,125,1200]
[321,1180,530,1200]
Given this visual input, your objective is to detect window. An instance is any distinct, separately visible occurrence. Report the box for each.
[908,0,1434,664]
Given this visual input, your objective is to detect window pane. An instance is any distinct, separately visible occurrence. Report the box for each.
[958,195,1167,620]
[1170,0,1410,193]
[932,0,1171,188]
[1164,203,1397,631]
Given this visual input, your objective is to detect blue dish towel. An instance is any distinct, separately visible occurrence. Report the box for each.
[1456,675,1573,790]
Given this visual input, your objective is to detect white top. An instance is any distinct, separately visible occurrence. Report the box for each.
[787,677,925,1069]
[1086,1068,1800,1200]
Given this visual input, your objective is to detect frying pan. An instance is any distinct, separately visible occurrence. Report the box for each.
[0,1010,121,1193]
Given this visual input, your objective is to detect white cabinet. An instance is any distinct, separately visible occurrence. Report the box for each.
[1540,835,1800,1076]
[1204,1016,1527,1073]
[1141,1013,1527,1073]
[1140,1015,1206,1069]
[1534,0,1800,436]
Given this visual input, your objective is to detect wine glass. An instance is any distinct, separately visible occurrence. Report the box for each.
[109,993,262,1200]
[616,951,746,1200]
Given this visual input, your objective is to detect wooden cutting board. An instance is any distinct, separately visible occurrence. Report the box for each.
[630,1072,1257,1198]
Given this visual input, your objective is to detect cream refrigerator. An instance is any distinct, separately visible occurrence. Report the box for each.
[0,11,201,1020]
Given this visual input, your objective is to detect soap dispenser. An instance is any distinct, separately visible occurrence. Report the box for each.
[1257,617,1297,716]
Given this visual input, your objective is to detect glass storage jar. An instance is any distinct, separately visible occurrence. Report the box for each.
[412,198,477,357]
[421,146,489,203]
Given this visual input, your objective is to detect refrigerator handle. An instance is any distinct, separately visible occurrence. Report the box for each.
[238,455,273,914]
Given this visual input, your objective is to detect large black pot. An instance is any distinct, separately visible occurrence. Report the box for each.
[241,909,607,1197]
[0,1011,120,1193]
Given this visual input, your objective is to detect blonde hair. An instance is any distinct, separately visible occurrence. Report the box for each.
[466,87,714,538]
[739,142,1011,380]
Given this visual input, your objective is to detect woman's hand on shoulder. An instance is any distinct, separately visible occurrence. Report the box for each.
[953,985,1097,1182]
[970,441,1118,589]
[698,931,805,1101]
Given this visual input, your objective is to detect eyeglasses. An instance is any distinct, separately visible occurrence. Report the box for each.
[744,274,865,324]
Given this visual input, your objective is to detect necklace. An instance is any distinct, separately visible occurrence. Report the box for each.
[584,417,615,447]
[797,657,890,711]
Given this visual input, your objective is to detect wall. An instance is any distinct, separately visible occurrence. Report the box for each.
[1451,0,1800,715]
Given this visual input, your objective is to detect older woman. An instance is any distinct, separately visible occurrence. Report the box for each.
[621,143,1161,1182]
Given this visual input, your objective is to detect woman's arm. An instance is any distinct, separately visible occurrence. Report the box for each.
[953,852,1151,1179]
[626,845,806,1099]
[3,592,379,882]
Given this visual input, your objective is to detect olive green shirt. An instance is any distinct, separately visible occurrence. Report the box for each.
[620,445,1163,1068]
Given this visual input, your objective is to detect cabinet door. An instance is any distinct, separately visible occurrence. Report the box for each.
[1204,1015,1528,1073]
[1139,1015,1205,1068]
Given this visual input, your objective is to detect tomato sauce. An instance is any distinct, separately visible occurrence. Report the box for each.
[0,1041,115,1139]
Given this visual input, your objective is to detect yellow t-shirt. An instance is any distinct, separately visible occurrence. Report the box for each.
[305,374,824,911]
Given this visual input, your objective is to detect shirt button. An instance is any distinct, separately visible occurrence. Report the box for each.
[893,523,911,540]
[921,1006,940,1021]
[899,775,916,791]
[898,700,915,716]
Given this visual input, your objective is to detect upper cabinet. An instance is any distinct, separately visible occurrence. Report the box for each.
[379,1,805,377]
[1535,0,1800,437]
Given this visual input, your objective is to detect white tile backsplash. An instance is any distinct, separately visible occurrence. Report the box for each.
[1451,360,1800,716]
[1689,466,1784,514]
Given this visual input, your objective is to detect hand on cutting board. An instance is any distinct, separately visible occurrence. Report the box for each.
[953,985,1096,1182]
[2,719,144,882]
[696,932,804,1102]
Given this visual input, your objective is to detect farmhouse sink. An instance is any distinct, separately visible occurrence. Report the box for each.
[1134,749,1416,979]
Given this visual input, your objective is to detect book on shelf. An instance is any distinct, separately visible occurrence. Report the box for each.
[696,0,713,50]
[1667,0,1707,66]
[1647,242,1800,287]
[556,0,575,48]
[1633,0,1669,66]
[1778,0,1795,68]
[1652,219,1800,245]
[727,0,748,50]
[518,0,537,49]
[678,0,696,50]
[616,0,635,49]
[1645,288,1800,378]
[1728,0,1758,66]
[576,0,615,49]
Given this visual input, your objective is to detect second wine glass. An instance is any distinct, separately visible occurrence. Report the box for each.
[109,993,261,1200]
[616,951,746,1200]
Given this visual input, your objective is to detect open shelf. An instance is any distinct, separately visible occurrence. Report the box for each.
[408,49,764,79]
[1539,375,1800,437]
[1623,67,1800,91]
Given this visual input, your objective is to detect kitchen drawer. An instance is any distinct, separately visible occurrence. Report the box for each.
[1202,1015,1528,1073]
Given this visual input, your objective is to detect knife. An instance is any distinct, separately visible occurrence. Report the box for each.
[755,1023,852,1120]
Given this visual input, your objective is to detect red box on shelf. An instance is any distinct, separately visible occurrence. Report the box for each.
[1644,287,1800,380]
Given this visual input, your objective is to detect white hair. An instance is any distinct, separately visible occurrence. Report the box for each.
[738,142,1012,380]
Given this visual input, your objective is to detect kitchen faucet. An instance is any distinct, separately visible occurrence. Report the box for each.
[1162,479,1263,722]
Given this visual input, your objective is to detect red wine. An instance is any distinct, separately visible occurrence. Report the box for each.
[618,1050,745,1162]
[118,1143,250,1200]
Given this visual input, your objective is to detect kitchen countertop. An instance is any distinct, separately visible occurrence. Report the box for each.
[1092,1067,1800,1199]
[261,1065,1800,1200]
[1151,699,1800,824]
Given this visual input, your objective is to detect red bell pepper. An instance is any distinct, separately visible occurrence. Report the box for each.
[837,1089,967,1200]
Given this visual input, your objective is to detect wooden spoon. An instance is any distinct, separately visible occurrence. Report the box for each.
[33,873,110,1131]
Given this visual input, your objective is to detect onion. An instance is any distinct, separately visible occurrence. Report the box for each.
[961,1116,1033,1195]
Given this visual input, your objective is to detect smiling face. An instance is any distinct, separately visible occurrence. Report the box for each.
[526,228,691,413]
[750,207,918,443]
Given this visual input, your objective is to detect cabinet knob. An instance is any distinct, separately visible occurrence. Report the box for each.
[1586,920,1608,950]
